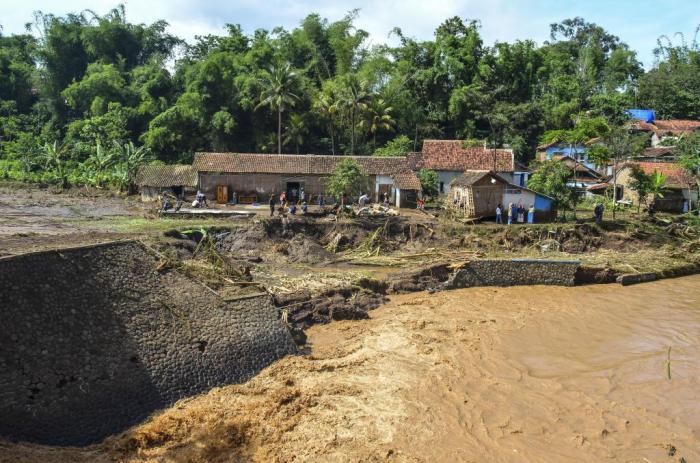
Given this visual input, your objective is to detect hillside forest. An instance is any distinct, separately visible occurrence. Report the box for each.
[1,5,700,187]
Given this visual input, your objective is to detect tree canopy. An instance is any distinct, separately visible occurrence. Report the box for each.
[0,7,698,186]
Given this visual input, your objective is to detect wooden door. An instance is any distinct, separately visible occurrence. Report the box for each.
[216,185,228,204]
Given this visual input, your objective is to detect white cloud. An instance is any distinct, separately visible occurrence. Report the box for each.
[1,0,698,67]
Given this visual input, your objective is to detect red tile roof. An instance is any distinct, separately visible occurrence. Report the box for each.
[625,161,695,188]
[193,153,412,176]
[629,119,700,136]
[391,171,421,190]
[415,140,514,172]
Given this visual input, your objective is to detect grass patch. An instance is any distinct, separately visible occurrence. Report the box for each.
[66,215,243,234]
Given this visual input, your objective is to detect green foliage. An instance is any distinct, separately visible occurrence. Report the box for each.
[0,6,698,189]
[374,135,412,156]
[648,171,668,201]
[417,169,439,198]
[676,133,700,190]
[638,31,700,119]
[527,160,574,212]
[326,158,368,199]
[283,114,308,154]
[629,165,652,209]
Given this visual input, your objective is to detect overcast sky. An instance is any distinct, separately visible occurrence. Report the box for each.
[1,0,698,68]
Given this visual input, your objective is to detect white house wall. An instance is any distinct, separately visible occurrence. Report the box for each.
[437,171,463,195]
[503,188,537,208]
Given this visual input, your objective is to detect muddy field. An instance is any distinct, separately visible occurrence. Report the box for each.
[3,276,699,462]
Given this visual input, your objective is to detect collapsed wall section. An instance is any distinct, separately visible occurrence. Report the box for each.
[0,241,296,446]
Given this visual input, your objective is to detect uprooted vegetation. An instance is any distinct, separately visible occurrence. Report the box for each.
[153,213,700,280]
[145,214,700,337]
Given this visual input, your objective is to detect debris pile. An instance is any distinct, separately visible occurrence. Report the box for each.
[355,204,399,217]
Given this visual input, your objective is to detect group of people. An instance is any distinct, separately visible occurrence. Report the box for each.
[269,191,309,217]
[495,202,535,225]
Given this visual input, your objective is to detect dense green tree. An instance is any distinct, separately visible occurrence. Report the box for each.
[335,74,371,154]
[326,158,368,201]
[359,98,395,150]
[676,133,700,211]
[374,135,412,157]
[528,160,575,220]
[284,114,308,154]
[628,165,652,212]
[0,6,698,189]
[418,169,439,198]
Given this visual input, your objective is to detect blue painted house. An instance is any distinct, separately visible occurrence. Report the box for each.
[536,141,598,170]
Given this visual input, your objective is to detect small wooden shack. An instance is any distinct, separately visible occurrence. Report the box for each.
[450,170,555,220]
[450,171,506,218]
[135,165,198,201]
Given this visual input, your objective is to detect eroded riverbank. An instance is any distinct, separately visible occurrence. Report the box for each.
[3,275,699,462]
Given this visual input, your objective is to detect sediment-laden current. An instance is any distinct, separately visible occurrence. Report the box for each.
[2,276,699,462]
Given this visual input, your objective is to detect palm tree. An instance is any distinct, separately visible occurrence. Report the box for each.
[284,114,308,154]
[41,141,70,188]
[359,98,396,151]
[314,90,338,155]
[336,75,371,155]
[256,63,300,154]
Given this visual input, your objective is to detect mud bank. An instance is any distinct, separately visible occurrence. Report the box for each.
[0,241,296,446]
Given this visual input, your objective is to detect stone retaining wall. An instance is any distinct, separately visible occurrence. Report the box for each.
[447,259,580,288]
[0,241,296,446]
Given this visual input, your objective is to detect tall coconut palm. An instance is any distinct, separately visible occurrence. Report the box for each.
[256,63,300,154]
[336,75,371,155]
[284,114,308,154]
[314,90,339,155]
[359,98,396,151]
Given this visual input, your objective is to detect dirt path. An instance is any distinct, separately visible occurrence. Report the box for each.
[3,276,699,462]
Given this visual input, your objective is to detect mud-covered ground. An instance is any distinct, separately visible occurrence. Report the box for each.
[3,184,700,462]
[4,275,700,462]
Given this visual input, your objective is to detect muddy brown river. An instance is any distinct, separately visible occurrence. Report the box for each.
[2,276,699,462]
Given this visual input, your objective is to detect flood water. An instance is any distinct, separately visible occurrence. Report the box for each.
[504,276,700,435]
[386,275,700,461]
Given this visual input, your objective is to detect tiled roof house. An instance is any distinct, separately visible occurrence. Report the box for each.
[192,152,421,208]
[410,140,516,195]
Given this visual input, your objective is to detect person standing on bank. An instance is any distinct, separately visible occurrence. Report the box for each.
[517,202,525,223]
[527,204,535,224]
[268,194,276,217]
[496,204,503,224]
[507,202,514,225]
